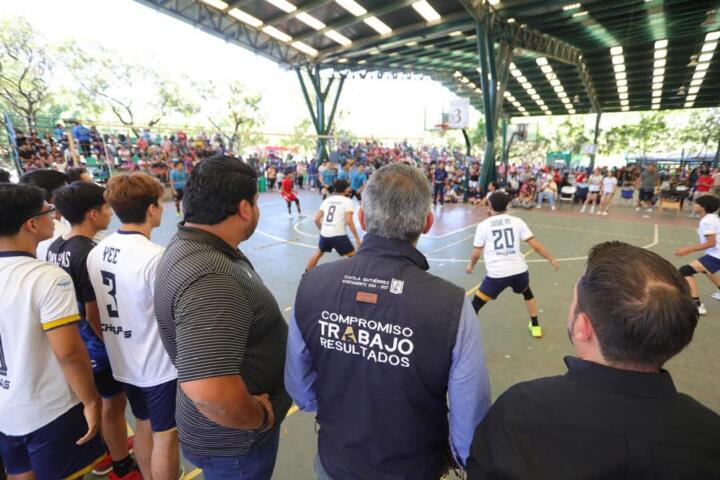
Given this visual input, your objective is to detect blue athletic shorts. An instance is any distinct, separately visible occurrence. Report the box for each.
[125,380,178,433]
[698,254,720,274]
[93,367,125,399]
[0,403,105,478]
[318,235,354,256]
[479,271,530,299]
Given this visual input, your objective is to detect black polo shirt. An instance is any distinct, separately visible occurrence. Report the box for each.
[468,356,720,480]
[154,224,291,457]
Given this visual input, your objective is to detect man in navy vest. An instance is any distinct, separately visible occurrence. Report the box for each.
[286,163,491,480]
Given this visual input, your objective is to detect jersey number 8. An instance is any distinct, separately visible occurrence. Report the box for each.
[325,205,337,223]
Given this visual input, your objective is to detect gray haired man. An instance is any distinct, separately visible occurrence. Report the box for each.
[285,163,492,480]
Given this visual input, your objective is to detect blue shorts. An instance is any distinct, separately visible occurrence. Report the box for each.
[125,380,178,433]
[93,368,126,399]
[698,254,720,274]
[319,235,354,256]
[0,403,105,478]
[479,271,530,300]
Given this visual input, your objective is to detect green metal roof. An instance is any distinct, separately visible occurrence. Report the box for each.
[135,0,720,116]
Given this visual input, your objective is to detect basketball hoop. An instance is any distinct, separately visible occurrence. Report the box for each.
[434,122,450,132]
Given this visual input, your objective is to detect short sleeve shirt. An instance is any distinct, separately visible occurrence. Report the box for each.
[603,177,618,193]
[473,214,533,278]
[47,236,109,372]
[0,252,81,435]
[640,170,658,190]
[320,195,354,238]
[698,214,720,259]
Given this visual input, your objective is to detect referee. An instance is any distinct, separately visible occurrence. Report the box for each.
[154,155,291,479]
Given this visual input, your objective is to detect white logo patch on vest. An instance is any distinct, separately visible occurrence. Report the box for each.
[389,278,404,295]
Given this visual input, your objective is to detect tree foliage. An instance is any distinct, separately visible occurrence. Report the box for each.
[0,17,53,131]
[601,112,668,156]
[281,118,315,156]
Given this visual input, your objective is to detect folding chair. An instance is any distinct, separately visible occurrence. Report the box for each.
[558,186,577,209]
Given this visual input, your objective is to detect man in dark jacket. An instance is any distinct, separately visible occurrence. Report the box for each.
[286,163,491,480]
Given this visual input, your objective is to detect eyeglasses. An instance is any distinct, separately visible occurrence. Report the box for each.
[27,204,56,221]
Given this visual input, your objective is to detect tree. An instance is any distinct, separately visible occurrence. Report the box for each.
[0,17,53,131]
[679,108,720,157]
[469,117,486,150]
[601,112,668,156]
[196,80,264,153]
[60,44,198,136]
[281,118,315,156]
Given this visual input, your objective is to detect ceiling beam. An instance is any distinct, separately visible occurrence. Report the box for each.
[265,0,332,25]
[459,0,602,113]
[294,0,416,43]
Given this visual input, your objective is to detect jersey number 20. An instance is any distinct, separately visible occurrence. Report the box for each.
[492,228,516,250]
[101,271,120,318]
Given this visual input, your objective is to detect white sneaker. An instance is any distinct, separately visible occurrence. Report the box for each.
[602,211,608,216]
[646,208,653,213]
[596,211,602,215]
[536,204,542,209]
[711,292,720,301]
[551,206,556,211]
[635,207,641,212]
[698,303,707,315]
[287,214,293,219]
[580,207,586,213]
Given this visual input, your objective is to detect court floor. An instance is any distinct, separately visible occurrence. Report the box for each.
[115,190,720,479]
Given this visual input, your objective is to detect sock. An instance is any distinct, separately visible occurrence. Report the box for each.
[471,295,487,314]
[112,455,136,477]
[530,316,539,327]
[693,297,701,306]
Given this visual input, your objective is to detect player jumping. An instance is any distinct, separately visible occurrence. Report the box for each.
[466,192,560,338]
[306,179,361,271]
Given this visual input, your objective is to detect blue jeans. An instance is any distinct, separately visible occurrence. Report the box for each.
[314,453,333,480]
[538,191,555,208]
[183,428,280,480]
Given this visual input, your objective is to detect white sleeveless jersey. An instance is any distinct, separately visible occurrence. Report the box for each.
[473,214,534,278]
[87,231,177,387]
[0,253,81,435]
[320,195,354,238]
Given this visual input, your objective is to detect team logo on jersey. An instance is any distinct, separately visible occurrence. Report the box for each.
[56,278,72,289]
[389,278,404,295]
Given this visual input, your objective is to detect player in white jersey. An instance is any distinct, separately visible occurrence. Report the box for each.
[0,183,104,479]
[87,172,181,480]
[675,195,720,315]
[18,168,71,260]
[306,179,362,271]
[466,192,560,338]
[580,167,603,214]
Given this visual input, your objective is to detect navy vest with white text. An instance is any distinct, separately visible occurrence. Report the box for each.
[295,234,464,480]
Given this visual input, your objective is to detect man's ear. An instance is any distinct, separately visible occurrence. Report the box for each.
[358,207,367,231]
[421,212,434,234]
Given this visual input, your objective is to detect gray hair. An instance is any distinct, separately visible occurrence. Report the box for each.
[361,163,431,243]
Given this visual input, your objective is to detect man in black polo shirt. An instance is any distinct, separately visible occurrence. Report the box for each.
[154,155,291,479]
[468,242,720,479]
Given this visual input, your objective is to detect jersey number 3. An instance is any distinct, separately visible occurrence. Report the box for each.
[492,228,516,250]
[101,270,120,318]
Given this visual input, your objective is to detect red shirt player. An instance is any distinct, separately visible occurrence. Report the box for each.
[281,173,303,219]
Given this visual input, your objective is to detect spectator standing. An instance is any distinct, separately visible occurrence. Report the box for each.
[154,156,291,479]
[433,160,449,207]
[636,164,658,212]
[19,169,70,261]
[286,163,491,480]
[0,183,104,479]
[580,168,603,214]
[598,169,618,216]
[467,242,720,479]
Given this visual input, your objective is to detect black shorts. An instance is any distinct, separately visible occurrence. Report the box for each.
[639,189,654,202]
[93,368,125,399]
[318,235,354,256]
[479,271,530,300]
[173,188,184,201]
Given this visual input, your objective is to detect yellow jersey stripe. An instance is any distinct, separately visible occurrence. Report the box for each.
[42,314,81,331]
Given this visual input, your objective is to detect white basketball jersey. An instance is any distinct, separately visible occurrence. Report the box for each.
[87,231,177,387]
[699,214,720,259]
[320,195,354,238]
[473,214,534,278]
[0,253,81,435]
